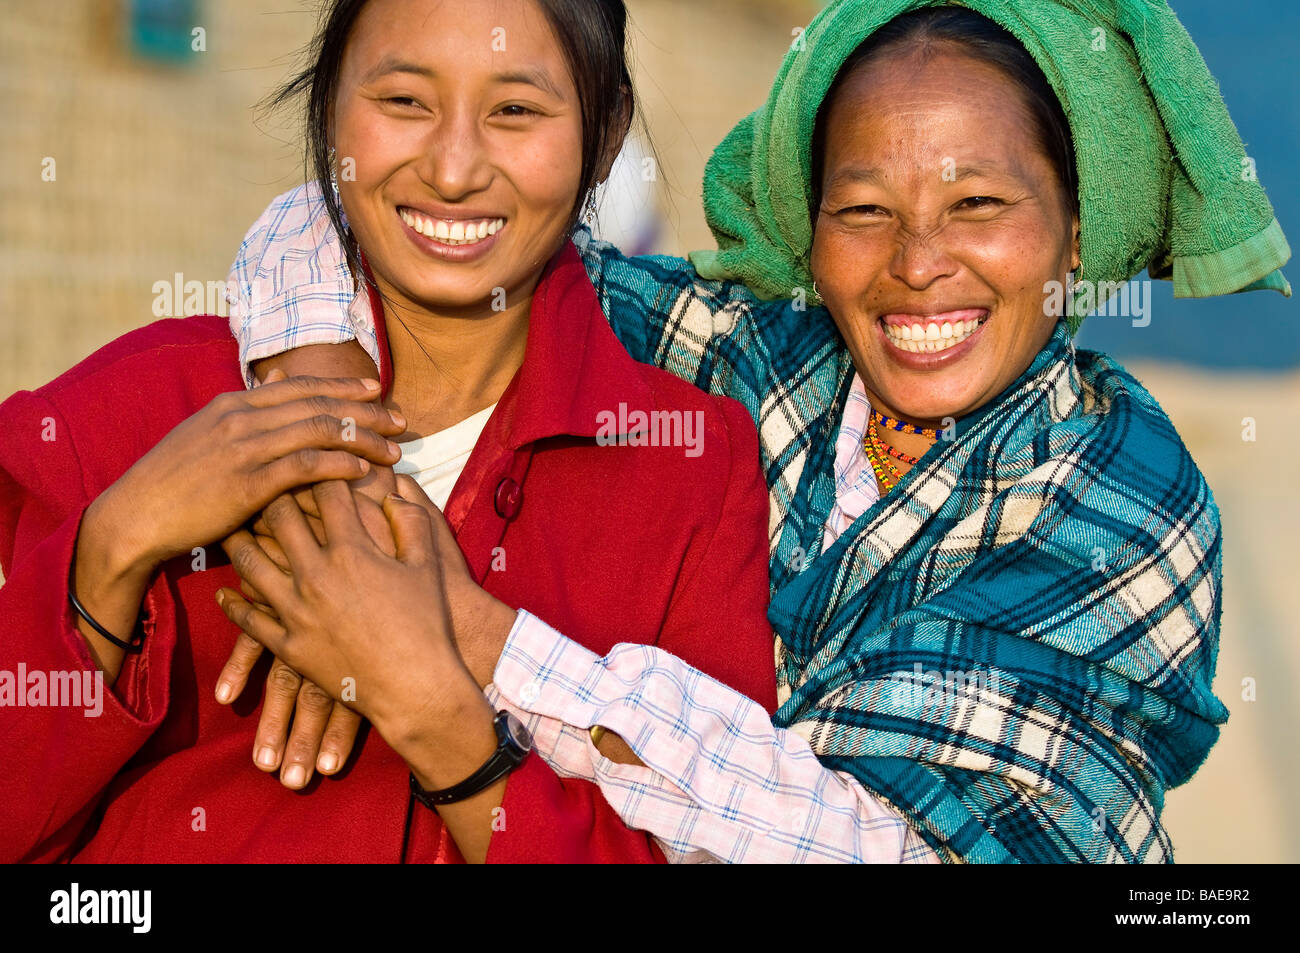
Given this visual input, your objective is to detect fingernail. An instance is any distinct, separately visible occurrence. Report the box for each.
[283,764,307,788]
[215,682,232,704]
[387,440,401,457]
[386,492,406,504]
[215,590,226,607]
[362,378,381,392]
[256,746,277,768]
[317,752,339,774]
[390,411,407,429]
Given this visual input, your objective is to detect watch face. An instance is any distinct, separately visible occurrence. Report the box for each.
[504,713,533,751]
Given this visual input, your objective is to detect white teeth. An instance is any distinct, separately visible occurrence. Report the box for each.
[883,315,985,353]
[400,209,506,246]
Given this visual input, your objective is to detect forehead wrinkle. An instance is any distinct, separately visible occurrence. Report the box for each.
[826,97,1043,194]
[835,48,1042,133]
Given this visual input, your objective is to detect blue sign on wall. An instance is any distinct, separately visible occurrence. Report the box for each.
[129,0,200,64]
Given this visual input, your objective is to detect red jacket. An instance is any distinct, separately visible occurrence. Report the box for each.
[0,244,776,863]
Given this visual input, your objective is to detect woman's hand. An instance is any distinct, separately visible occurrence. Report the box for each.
[72,373,406,681]
[215,482,476,742]
[216,461,396,788]
[217,528,365,789]
[216,473,517,788]
[273,474,519,687]
[217,629,364,788]
[217,483,521,862]
[86,373,405,574]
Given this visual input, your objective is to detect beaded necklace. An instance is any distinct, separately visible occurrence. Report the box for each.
[874,422,920,465]
[864,416,904,491]
[871,411,939,439]
[865,413,933,493]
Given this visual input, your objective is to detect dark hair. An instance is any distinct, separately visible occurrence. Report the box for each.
[269,0,635,282]
[811,7,1078,221]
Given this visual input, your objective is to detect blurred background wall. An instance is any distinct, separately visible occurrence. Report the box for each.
[1,0,1294,862]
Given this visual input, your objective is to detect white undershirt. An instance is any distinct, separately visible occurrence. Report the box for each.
[392,404,497,510]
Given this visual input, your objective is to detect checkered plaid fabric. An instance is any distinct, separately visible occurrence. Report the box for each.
[226,182,376,388]
[576,227,1229,864]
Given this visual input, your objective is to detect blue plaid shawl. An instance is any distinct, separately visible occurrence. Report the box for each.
[575,228,1227,863]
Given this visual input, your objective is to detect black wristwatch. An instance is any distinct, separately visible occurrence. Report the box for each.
[410,711,533,808]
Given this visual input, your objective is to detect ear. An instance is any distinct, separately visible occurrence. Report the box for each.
[1070,213,1081,272]
[594,85,635,185]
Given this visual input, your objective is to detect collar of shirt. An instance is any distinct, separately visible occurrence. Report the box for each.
[822,373,879,548]
[361,242,656,451]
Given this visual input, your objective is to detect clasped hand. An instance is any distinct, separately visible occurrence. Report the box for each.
[215,474,497,787]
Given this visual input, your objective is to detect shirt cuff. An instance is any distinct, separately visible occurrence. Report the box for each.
[234,284,378,389]
[495,609,599,710]
[494,609,663,746]
[494,611,693,787]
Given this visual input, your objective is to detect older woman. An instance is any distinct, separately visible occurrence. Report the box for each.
[224,1,1289,862]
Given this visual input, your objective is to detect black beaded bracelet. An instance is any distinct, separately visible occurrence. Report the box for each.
[68,586,145,654]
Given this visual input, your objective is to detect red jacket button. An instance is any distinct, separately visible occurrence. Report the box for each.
[494,478,522,520]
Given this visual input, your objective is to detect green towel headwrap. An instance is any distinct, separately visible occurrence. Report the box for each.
[690,0,1291,332]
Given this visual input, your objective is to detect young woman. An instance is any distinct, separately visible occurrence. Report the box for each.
[226,2,1290,862]
[0,0,776,863]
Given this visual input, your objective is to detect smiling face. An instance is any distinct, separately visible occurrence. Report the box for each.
[811,44,1080,426]
[332,0,584,317]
